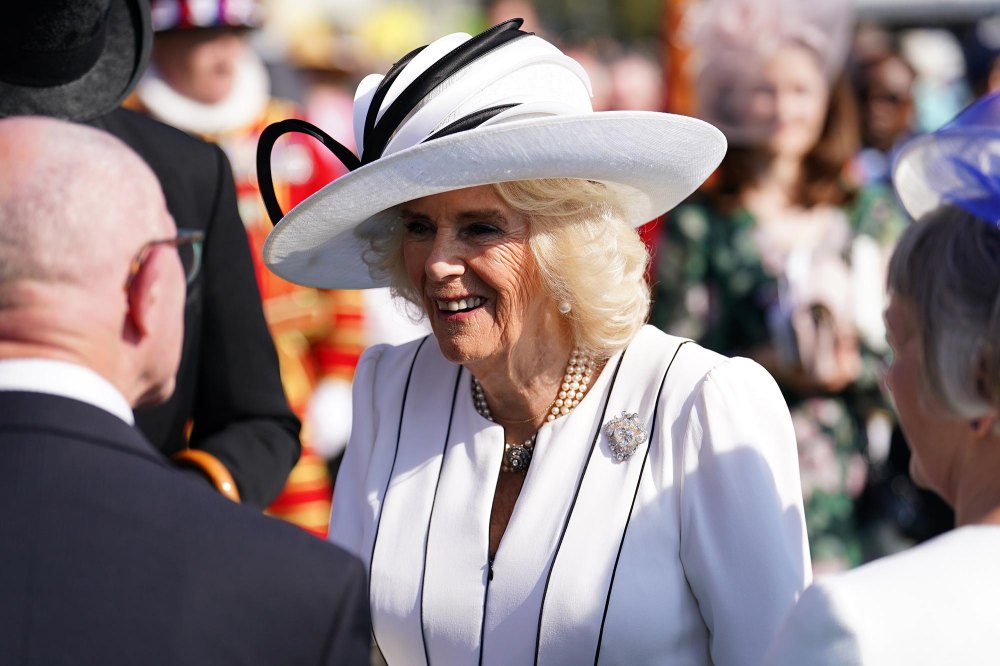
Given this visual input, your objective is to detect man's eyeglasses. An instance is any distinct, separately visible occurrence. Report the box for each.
[125,228,205,290]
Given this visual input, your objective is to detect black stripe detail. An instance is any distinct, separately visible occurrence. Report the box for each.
[425,103,521,142]
[533,349,629,665]
[419,364,464,666]
[362,44,428,163]
[477,367,492,666]
[479,563,489,666]
[361,19,530,165]
[593,340,691,664]
[256,118,362,225]
[368,335,430,659]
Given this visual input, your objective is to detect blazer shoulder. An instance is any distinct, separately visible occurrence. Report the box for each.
[360,333,438,384]
[94,108,227,177]
[634,325,728,383]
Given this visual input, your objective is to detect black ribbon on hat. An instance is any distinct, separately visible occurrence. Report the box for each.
[257,19,531,226]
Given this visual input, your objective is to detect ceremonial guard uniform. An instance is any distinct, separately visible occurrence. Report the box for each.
[133,0,366,536]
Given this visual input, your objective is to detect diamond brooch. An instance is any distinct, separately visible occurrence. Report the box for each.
[604,411,647,462]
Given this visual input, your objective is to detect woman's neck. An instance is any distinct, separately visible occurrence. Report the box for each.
[744,154,803,216]
[471,328,576,442]
[953,433,1000,528]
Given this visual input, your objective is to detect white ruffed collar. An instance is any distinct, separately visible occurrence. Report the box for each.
[136,47,270,135]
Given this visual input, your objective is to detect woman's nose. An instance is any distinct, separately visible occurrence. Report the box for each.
[425,235,465,281]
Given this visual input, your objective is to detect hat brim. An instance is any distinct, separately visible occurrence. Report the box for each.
[0,0,151,121]
[263,111,727,289]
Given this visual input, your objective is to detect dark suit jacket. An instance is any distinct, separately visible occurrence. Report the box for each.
[0,391,371,665]
[90,108,300,508]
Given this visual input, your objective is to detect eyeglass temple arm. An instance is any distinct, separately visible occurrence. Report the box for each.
[256,119,361,226]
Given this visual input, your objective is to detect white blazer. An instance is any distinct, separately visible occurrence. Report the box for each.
[331,325,810,665]
[765,525,1000,666]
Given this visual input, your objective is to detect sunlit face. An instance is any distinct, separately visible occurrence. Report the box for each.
[136,204,186,408]
[763,44,830,160]
[860,57,915,151]
[156,218,187,402]
[401,185,554,368]
[152,28,245,104]
[883,291,964,504]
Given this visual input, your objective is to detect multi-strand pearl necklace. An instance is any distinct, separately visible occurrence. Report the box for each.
[472,349,595,473]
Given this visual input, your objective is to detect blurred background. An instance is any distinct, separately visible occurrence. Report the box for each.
[251,0,1000,127]
[137,0,1000,567]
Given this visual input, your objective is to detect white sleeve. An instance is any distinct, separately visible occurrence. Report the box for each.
[763,579,863,666]
[327,344,386,559]
[678,356,811,666]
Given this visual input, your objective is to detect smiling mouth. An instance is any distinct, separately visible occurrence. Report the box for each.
[435,296,485,313]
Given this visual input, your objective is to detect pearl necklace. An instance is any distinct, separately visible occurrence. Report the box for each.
[472,349,594,473]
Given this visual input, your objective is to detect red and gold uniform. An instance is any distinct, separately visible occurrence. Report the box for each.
[131,8,363,536]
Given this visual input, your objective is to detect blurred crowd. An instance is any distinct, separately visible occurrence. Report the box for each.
[132,0,1000,573]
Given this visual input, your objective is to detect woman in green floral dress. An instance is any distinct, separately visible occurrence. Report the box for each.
[652,0,908,572]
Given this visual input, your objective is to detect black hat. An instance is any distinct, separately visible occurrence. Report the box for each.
[0,1,152,121]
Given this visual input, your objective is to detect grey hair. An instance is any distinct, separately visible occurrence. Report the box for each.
[887,204,1000,419]
[363,178,651,358]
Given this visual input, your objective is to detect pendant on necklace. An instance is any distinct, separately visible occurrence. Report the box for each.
[503,436,535,473]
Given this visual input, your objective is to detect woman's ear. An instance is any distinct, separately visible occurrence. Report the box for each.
[971,413,997,439]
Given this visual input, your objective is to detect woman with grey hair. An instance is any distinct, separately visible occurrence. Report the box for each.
[765,91,1000,665]
[258,20,809,665]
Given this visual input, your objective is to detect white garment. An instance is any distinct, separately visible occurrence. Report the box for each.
[764,525,1000,666]
[136,49,270,135]
[0,358,134,425]
[330,325,810,665]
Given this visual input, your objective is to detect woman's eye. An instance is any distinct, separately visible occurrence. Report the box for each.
[465,223,503,237]
[403,220,433,236]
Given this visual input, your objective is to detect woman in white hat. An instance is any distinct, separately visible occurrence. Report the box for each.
[259,19,809,665]
[765,90,1000,666]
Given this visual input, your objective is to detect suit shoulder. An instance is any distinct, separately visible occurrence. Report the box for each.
[95,108,225,172]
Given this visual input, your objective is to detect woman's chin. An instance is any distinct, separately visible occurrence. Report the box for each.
[433,331,489,366]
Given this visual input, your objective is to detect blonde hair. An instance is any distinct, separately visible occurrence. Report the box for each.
[363,178,651,357]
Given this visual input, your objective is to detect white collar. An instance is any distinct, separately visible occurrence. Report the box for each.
[0,358,135,425]
[136,48,270,135]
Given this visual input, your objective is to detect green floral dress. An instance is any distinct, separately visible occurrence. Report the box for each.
[650,186,907,571]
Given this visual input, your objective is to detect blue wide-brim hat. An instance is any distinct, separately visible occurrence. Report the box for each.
[893,90,1000,223]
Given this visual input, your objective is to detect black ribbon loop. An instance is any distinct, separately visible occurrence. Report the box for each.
[362,44,428,162]
[255,19,536,227]
[256,118,361,226]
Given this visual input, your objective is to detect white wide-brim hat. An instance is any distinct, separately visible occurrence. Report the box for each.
[259,19,727,290]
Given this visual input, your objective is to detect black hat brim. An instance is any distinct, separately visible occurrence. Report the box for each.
[0,0,152,121]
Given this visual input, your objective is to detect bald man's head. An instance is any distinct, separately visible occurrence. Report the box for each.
[0,116,185,407]
[0,116,171,289]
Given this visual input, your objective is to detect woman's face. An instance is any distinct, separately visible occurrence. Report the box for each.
[762,44,830,161]
[401,185,555,367]
[883,291,964,503]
